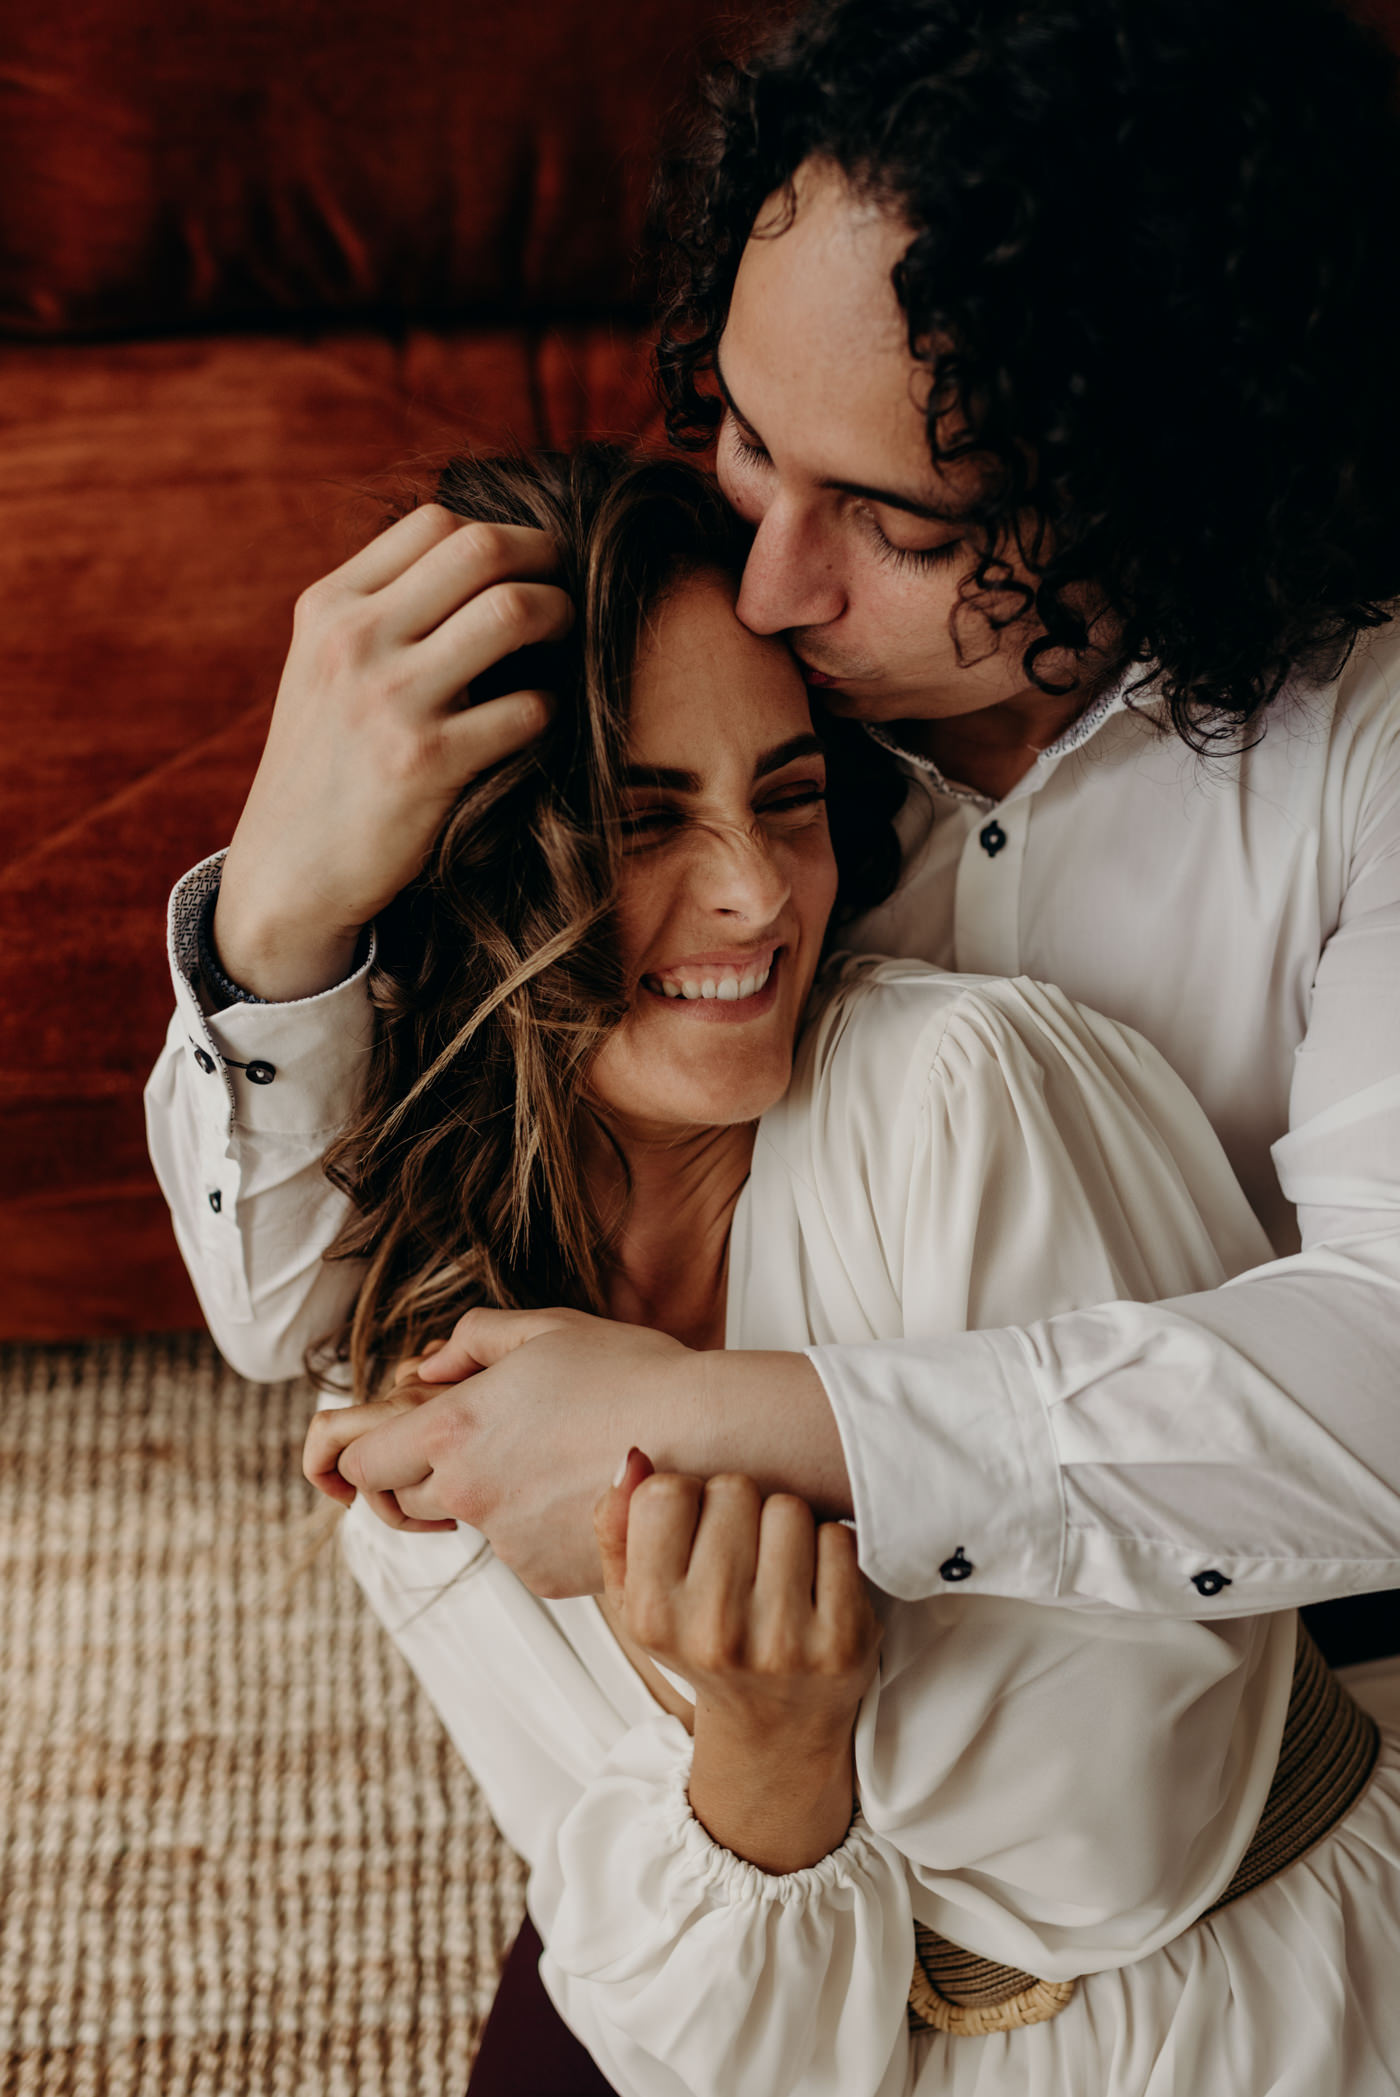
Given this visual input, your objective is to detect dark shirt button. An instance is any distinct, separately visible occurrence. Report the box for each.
[208,1190,222,1214]
[979,821,1007,857]
[1191,1569,1232,1598]
[244,1061,276,1086]
[193,1047,216,1074]
[939,1545,975,1582]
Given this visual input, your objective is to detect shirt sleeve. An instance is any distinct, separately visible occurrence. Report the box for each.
[809,843,1400,1617]
[142,851,374,1382]
[534,1716,914,2097]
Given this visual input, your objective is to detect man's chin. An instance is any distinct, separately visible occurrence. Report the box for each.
[808,682,907,721]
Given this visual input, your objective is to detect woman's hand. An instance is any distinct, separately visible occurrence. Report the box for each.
[215,506,573,1000]
[594,1453,883,1872]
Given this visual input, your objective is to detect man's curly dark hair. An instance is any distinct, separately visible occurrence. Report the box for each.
[654,0,1400,747]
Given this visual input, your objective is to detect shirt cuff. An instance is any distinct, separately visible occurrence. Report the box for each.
[167,850,377,1137]
[805,1327,1066,1604]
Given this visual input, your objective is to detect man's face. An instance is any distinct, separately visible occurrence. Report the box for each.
[716,156,1084,724]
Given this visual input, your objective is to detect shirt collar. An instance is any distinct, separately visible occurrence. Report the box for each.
[862,665,1153,812]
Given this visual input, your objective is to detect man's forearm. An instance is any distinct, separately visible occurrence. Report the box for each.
[684,1350,854,1523]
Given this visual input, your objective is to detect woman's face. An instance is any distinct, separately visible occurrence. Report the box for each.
[587,566,839,1139]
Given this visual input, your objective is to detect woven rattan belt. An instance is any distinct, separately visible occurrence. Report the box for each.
[907,1622,1380,2038]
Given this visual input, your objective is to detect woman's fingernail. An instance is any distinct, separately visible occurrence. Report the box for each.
[612,1451,631,1488]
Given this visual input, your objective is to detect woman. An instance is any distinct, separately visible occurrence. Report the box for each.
[271,447,1399,2097]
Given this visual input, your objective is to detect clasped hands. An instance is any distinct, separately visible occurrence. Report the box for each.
[303,1305,881,1831]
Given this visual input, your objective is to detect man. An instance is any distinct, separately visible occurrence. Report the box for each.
[148,0,1400,1640]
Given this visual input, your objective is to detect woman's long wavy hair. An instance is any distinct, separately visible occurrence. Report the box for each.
[653,0,1400,748]
[313,445,906,1398]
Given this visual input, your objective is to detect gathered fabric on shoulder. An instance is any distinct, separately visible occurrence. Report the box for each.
[340,959,1400,2097]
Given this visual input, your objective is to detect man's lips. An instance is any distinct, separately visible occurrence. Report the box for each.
[794,651,869,691]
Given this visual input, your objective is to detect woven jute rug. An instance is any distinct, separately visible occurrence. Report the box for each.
[0,1332,527,2097]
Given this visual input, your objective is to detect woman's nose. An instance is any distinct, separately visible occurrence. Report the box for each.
[734,495,845,637]
[694,821,792,922]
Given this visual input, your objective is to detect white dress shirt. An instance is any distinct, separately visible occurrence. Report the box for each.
[326,965,1400,2097]
[143,616,1400,1619]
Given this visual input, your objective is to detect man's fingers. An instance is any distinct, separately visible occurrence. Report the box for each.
[303,1401,394,1498]
[335,1399,441,1497]
[416,580,575,703]
[357,1483,458,1535]
[329,502,461,597]
[378,521,562,643]
[417,1305,579,1379]
[438,689,554,779]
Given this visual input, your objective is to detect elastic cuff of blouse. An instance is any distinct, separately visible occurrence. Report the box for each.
[664,1751,880,1907]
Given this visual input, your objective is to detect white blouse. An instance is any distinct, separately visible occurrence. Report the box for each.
[143,617,1400,1620]
[332,961,1400,2097]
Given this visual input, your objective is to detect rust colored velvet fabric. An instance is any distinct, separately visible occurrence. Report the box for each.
[0,0,764,336]
[2,0,1396,1338]
[0,0,747,1338]
[0,321,661,1336]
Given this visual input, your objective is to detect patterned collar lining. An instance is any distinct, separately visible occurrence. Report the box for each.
[862,669,1150,812]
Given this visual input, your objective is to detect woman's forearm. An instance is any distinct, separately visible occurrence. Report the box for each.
[687,1709,858,1874]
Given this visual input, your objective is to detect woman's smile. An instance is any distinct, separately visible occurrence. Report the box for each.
[640,944,781,1016]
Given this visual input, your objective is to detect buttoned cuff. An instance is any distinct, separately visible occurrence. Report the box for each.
[167,850,377,1135]
[805,1327,1066,1605]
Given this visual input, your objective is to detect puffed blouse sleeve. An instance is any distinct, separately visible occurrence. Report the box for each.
[533,1713,916,2097]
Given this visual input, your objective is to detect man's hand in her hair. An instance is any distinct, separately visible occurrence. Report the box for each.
[215,507,571,1002]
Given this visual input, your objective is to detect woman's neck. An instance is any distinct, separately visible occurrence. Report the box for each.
[584,1118,756,1352]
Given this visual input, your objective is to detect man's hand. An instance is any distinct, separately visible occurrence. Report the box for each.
[215,506,572,1001]
[302,1349,459,1535]
[323,1305,852,1598]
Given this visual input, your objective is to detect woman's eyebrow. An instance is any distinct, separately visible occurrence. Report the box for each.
[621,735,824,795]
[755,732,824,779]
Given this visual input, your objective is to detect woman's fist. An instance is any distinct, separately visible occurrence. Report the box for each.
[594,1455,883,1744]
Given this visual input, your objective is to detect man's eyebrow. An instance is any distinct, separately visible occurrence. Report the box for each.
[621,734,825,795]
[713,353,969,526]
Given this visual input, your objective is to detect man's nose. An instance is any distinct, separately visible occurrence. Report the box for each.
[735,496,845,637]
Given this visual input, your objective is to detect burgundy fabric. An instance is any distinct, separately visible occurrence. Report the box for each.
[0,321,661,1338]
[467,1918,619,2097]
[3,0,1397,1340]
[0,0,767,337]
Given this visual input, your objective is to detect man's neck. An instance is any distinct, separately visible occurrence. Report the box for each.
[584,1118,755,1352]
[895,682,1095,801]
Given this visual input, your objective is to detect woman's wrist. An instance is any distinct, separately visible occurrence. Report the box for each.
[686,1707,857,1875]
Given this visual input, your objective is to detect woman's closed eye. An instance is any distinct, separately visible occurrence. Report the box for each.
[618,782,827,851]
[619,804,684,847]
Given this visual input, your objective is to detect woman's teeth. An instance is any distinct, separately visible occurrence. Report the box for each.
[647,959,774,1002]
